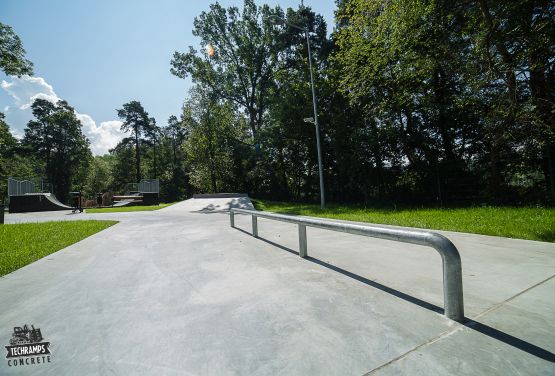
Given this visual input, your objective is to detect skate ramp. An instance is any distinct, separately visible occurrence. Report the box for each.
[9,193,73,213]
[111,199,135,207]
[111,192,142,207]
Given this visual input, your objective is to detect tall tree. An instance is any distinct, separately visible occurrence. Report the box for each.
[0,22,33,76]
[0,113,42,202]
[144,116,161,179]
[166,115,187,170]
[22,99,91,202]
[0,112,17,156]
[109,141,136,193]
[181,87,243,192]
[23,99,57,174]
[164,0,552,205]
[117,101,151,182]
[469,0,555,201]
[0,112,18,199]
[332,0,491,202]
[171,0,284,143]
[155,116,190,201]
[84,155,115,197]
[263,5,331,200]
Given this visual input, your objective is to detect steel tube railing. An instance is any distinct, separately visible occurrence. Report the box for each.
[230,208,464,322]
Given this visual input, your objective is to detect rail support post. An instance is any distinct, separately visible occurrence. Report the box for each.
[429,234,465,322]
[252,215,258,237]
[443,263,464,322]
[230,211,235,227]
[298,224,307,258]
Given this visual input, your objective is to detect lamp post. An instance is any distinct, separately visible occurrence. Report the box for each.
[268,15,325,209]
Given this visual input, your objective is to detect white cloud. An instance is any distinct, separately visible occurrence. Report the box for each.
[22,92,60,110]
[10,128,24,140]
[76,114,123,155]
[1,75,59,109]
[0,75,124,155]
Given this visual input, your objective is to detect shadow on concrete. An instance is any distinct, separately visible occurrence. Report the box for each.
[192,198,254,214]
[464,320,555,362]
[235,227,444,315]
[235,227,299,254]
[307,256,445,313]
[65,211,83,216]
[235,227,555,362]
[193,203,224,213]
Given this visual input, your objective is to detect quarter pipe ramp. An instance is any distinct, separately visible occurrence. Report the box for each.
[9,193,73,213]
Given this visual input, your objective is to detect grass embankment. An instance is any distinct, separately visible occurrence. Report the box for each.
[86,202,176,213]
[0,220,117,276]
[252,200,555,242]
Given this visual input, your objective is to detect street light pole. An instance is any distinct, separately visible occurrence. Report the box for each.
[267,15,325,209]
[304,29,325,209]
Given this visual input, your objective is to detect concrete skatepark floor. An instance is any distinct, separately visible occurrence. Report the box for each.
[1,196,554,375]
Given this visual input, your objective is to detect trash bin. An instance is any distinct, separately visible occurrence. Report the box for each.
[0,205,4,224]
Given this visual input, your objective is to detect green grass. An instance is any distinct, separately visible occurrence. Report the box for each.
[0,220,117,276]
[85,202,176,213]
[252,199,555,242]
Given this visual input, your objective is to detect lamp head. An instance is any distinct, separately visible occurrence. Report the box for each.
[303,117,315,124]
[267,15,285,25]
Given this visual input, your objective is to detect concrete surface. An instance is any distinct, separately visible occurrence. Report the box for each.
[0,196,553,375]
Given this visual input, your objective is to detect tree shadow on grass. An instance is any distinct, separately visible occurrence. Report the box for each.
[537,230,555,243]
[234,226,555,362]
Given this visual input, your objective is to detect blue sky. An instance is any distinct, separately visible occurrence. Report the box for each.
[0,0,336,154]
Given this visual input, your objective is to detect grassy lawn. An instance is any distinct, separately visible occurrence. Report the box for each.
[0,220,117,276]
[252,200,555,242]
[86,202,176,213]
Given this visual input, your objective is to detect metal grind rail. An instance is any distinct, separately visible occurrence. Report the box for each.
[230,208,464,322]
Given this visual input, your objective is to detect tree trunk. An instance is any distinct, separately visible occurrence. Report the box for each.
[433,67,455,162]
[369,119,383,198]
[544,144,555,203]
[153,140,157,179]
[477,0,517,199]
[528,41,555,203]
[249,110,257,142]
[206,109,217,193]
[172,136,177,170]
[135,130,141,183]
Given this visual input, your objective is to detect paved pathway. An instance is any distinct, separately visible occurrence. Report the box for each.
[1,198,554,375]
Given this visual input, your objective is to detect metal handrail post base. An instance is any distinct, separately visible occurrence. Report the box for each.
[298,224,307,258]
[252,216,258,237]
